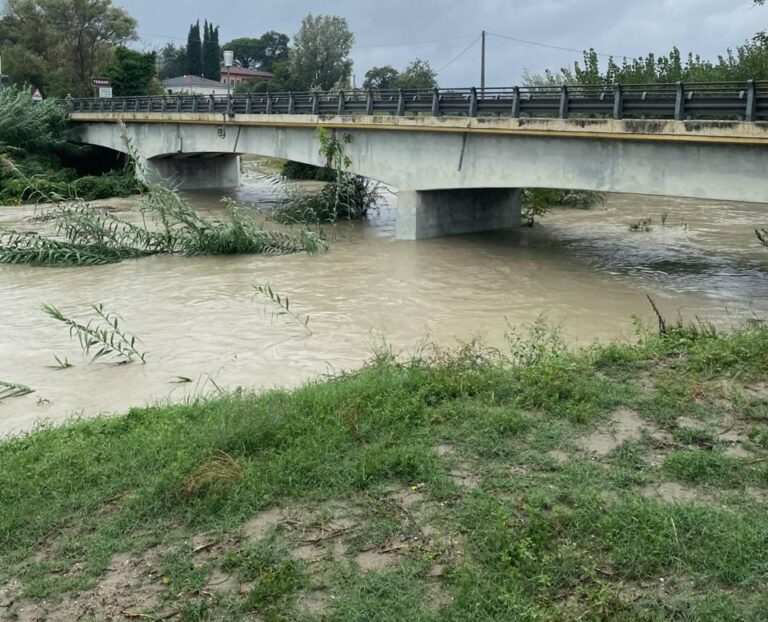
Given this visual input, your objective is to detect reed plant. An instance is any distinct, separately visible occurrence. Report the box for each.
[253,284,312,334]
[42,303,147,364]
[0,380,34,401]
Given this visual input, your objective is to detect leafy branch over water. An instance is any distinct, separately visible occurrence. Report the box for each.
[254,285,312,335]
[0,380,34,401]
[42,303,147,364]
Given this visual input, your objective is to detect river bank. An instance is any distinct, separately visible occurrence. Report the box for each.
[1,325,767,620]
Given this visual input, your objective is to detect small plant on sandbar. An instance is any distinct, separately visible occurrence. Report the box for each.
[42,302,147,363]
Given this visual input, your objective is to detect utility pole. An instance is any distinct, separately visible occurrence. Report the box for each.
[480,30,486,95]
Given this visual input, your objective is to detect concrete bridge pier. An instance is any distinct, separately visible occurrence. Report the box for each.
[395,188,522,240]
[139,154,241,191]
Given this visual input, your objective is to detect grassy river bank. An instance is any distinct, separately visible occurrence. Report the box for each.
[1,324,768,621]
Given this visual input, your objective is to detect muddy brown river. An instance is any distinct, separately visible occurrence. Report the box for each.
[2,165,767,434]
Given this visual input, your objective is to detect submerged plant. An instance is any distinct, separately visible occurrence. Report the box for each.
[757,228,767,247]
[42,303,147,364]
[254,284,312,334]
[629,218,654,232]
[522,188,605,226]
[0,380,34,401]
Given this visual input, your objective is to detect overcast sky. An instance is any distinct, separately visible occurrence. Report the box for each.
[115,0,766,86]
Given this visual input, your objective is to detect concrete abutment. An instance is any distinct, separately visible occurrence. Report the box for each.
[395,188,522,240]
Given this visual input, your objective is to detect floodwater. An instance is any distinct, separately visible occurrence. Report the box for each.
[1,164,767,434]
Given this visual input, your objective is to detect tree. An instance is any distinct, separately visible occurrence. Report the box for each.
[363,65,399,90]
[222,37,261,68]
[105,47,158,96]
[396,59,437,89]
[201,21,220,80]
[0,0,137,96]
[186,20,202,76]
[256,31,289,73]
[222,31,290,72]
[157,43,187,80]
[290,14,354,90]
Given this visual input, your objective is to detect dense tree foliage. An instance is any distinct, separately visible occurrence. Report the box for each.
[157,43,187,80]
[221,31,289,73]
[363,65,399,90]
[363,59,438,90]
[396,59,438,89]
[105,47,159,96]
[290,14,354,90]
[0,0,137,96]
[185,21,202,76]
[527,38,768,87]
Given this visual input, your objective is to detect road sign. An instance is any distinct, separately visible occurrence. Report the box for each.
[98,86,113,99]
[31,88,43,102]
[91,77,111,87]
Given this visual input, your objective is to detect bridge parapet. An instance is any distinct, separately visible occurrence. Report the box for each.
[67,81,768,122]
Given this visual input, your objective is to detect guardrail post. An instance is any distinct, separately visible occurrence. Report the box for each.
[337,90,345,115]
[175,96,181,112]
[396,89,405,116]
[674,81,685,120]
[431,88,440,116]
[746,79,757,122]
[366,89,374,115]
[191,96,199,113]
[245,94,252,114]
[288,92,295,114]
[613,84,623,120]
[512,86,521,118]
[266,93,273,114]
[312,91,319,115]
[469,87,478,117]
[208,94,214,113]
[227,95,233,117]
[559,85,569,119]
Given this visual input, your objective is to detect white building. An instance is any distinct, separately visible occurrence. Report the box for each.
[161,76,229,96]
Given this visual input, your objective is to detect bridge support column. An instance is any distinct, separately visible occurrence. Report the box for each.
[140,155,241,190]
[395,188,522,240]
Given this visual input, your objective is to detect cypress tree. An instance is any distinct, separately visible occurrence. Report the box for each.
[211,26,221,80]
[201,22,221,81]
[185,20,202,76]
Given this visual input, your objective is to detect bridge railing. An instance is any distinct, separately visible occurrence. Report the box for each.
[66,81,768,121]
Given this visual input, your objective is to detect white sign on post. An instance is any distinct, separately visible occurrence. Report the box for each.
[31,88,43,102]
[98,86,113,99]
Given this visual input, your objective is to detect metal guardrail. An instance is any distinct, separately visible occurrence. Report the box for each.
[66,81,768,122]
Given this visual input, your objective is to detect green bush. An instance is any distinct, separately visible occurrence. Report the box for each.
[281,160,336,181]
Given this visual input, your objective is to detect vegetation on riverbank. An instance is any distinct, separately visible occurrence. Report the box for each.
[522,188,605,226]
[0,86,142,205]
[2,322,767,620]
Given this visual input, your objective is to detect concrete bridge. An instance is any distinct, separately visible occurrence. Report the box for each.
[68,82,768,239]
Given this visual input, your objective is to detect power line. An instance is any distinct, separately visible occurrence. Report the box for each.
[139,31,477,51]
[436,35,481,74]
[487,31,628,60]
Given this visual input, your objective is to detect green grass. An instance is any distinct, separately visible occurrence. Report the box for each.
[1,326,768,620]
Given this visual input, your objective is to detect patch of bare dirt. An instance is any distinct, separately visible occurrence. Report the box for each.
[355,549,401,571]
[642,482,701,503]
[388,487,426,508]
[4,550,167,622]
[743,382,768,400]
[578,407,661,457]
[243,507,284,540]
[449,466,482,489]
[296,589,334,615]
[436,443,456,457]
[547,450,570,464]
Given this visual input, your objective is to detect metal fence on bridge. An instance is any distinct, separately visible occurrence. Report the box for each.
[67,81,768,122]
